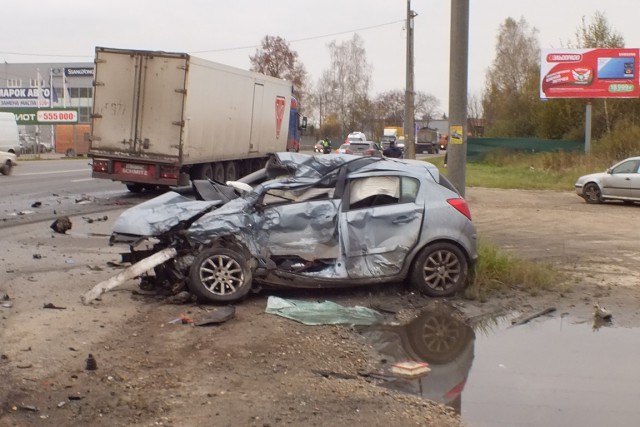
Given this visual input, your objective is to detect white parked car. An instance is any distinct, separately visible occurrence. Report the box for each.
[575,156,640,204]
[0,150,18,175]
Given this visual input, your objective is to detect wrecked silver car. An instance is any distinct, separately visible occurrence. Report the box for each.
[109,152,477,303]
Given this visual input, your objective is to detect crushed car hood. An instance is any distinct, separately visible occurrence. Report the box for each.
[112,191,222,238]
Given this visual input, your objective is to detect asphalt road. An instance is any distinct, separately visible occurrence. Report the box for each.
[0,158,143,228]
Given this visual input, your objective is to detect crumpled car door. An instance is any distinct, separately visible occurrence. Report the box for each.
[340,175,423,278]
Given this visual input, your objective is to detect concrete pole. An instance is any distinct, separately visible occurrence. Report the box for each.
[404,0,416,159]
[448,0,469,196]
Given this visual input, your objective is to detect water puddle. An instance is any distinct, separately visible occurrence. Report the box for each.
[359,307,640,426]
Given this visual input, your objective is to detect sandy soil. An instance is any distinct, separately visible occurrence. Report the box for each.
[1,186,638,426]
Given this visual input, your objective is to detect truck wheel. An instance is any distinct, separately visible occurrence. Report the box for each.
[188,247,253,303]
[126,183,144,193]
[225,161,239,182]
[193,163,213,180]
[213,163,225,183]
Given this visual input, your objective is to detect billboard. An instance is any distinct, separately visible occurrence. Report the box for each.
[540,48,640,99]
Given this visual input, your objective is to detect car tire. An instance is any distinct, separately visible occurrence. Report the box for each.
[0,162,12,175]
[583,182,603,204]
[410,242,468,297]
[188,247,253,303]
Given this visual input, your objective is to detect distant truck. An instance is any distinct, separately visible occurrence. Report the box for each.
[416,127,439,154]
[380,127,403,149]
[89,47,306,192]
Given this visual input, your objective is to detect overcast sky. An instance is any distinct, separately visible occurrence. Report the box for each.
[1,1,637,114]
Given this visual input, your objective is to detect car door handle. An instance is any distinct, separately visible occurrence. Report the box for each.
[392,216,413,224]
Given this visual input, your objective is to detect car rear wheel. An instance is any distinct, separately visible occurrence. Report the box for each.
[583,182,603,204]
[410,243,468,297]
[0,162,12,175]
[188,248,253,303]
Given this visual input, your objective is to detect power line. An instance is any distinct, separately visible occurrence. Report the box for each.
[191,19,404,53]
[0,19,404,58]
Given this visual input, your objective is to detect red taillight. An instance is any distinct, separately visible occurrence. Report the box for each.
[160,165,179,179]
[447,198,472,220]
[444,379,467,400]
[364,149,374,155]
[92,159,108,172]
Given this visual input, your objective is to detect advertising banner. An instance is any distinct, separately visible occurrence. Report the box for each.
[0,108,78,125]
[540,48,640,99]
[0,87,51,108]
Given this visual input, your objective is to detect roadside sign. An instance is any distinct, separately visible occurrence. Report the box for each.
[0,108,79,125]
[540,48,640,99]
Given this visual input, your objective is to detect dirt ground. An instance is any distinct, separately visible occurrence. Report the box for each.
[1,186,639,427]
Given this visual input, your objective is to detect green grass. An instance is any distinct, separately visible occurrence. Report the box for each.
[465,240,566,302]
[431,150,613,191]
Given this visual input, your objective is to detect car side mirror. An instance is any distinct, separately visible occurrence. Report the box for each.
[606,168,612,174]
[300,116,307,130]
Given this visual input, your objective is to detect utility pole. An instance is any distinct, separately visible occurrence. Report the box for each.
[448,0,469,196]
[404,0,417,159]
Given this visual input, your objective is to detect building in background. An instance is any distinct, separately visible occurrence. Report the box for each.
[0,62,93,155]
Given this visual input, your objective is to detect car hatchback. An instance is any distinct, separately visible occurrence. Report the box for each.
[110,153,478,303]
[337,141,382,157]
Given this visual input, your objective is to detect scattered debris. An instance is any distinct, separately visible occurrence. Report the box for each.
[68,395,84,401]
[194,306,236,326]
[1,300,13,308]
[87,265,103,271]
[32,254,42,259]
[75,194,93,204]
[43,303,66,310]
[65,258,75,265]
[17,405,38,412]
[31,201,42,208]
[593,302,613,320]
[57,401,66,408]
[50,216,72,234]
[82,247,178,304]
[391,361,431,379]
[106,261,125,268]
[82,215,108,224]
[166,291,194,305]
[16,363,33,369]
[180,313,193,324]
[511,307,556,326]
[85,354,97,371]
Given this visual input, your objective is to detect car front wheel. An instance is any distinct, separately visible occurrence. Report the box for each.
[410,243,468,297]
[188,248,253,303]
[583,182,603,204]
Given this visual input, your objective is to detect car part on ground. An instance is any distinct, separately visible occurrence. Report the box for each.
[575,156,640,204]
[105,152,477,303]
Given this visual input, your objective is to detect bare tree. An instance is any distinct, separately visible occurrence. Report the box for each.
[482,17,540,136]
[571,11,624,49]
[414,91,440,123]
[249,35,307,103]
[318,34,371,135]
[467,92,483,136]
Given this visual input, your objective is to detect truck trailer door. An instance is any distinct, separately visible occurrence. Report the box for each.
[249,83,264,153]
[91,47,187,156]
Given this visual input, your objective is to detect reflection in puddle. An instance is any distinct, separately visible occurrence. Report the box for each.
[358,307,475,413]
[360,308,640,426]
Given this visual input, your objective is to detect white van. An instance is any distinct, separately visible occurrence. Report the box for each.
[0,112,20,155]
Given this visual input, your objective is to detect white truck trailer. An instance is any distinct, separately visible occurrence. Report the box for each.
[89,47,304,192]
